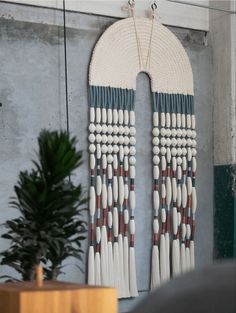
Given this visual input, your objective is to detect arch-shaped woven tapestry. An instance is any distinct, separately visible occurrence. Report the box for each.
[87,17,197,299]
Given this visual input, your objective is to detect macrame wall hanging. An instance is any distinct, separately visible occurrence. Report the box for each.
[87,1,197,299]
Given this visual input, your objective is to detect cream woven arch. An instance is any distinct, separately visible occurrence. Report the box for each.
[89,17,194,95]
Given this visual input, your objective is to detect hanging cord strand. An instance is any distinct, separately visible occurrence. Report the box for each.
[63,0,70,135]
[146,2,157,69]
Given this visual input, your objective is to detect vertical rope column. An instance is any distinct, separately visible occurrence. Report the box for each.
[88,108,96,285]
[129,108,138,297]
[151,97,161,289]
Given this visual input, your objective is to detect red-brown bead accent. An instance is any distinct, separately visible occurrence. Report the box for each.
[114,169,118,176]
[125,170,129,178]
[154,185,159,191]
[161,222,166,234]
[124,198,128,206]
[119,166,124,176]
[102,169,106,175]
[130,185,135,191]
[96,243,100,253]
[102,208,106,225]
[124,224,128,236]
[108,229,112,242]
[96,195,101,209]
[119,212,123,234]
[130,234,135,247]
[187,195,192,208]
[153,233,159,245]
[90,169,95,176]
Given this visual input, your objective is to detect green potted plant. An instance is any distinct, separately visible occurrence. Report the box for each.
[0,130,87,281]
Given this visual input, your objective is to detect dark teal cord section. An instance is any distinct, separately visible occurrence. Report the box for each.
[89,86,194,113]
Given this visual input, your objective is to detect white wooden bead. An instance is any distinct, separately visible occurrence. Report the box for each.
[153,165,159,179]
[89,133,96,143]
[172,146,178,156]
[161,208,166,222]
[177,148,182,156]
[161,184,166,198]
[177,157,182,165]
[153,146,160,155]
[153,112,159,127]
[130,165,135,178]
[113,135,119,145]
[192,187,197,214]
[172,177,177,201]
[102,154,107,169]
[96,134,102,143]
[182,129,187,137]
[187,129,192,137]
[153,219,159,233]
[153,190,160,210]
[89,186,96,216]
[130,126,136,136]
[107,125,113,134]
[130,191,135,210]
[178,212,181,226]
[172,113,176,128]
[187,177,192,195]
[130,111,135,125]
[90,154,96,169]
[166,113,171,127]
[90,108,95,123]
[130,219,135,234]
[181,114,186,128]
[182,147,187,156]
[95,124,102,133]
[171,129,177,137]
[89,123,96,133]
[118,109,123,124]
[119,125,124,135]
[107,135,113,144]
[108,211,113,228]
[130,136,136,145]
[107,109,113,124]
[177,128,182,137]
[124,146,129,155]
[160,128,167,137]
[119,136,124,145]
[124,184,129,199]
[187,139,192,146]
[102,184,107,208]
[192,130,197,138]
[108,164,113,178]
[101,144,108,154]
[129,156,136,165]
[182,138,187,146]
[130,146,136,155]
[153,155,160,165]
[172,138,177,147]
[187,114,191,128]
[181,224,186,239]
[186,224,191,239]
[172,157,177,171]
[161,147,166,155]
[167,148,171,162]
[119,177,124,205]
[124,136,129,145]
[124,156,129,171]
[166,138,172,147]
[177,185,182,207]
[113,155,118,168]
[161,112,165,127]
[108,185,112,207]
[107,145,113,154]
[113,145,119,154]
[173,207,178,235]
[89,144,96,153]
[152,137,160,146]
[96,144,101,159]
[113,177,118,201]
[101,134,107,144]
[161,137,166,146]
[113,207,118,236]
[113,109,118,124]
[124,126,130,135]
[124,110,129,125]
[166,177,172,205]
[192,148,197,156]
[177,113,181,127]
[166,128,171,137]
[177,138,182,146]
[192,115,196,129]
[192,157,197,172]
[96,227,101,243]
[192,139,197,147]
[161,156,166,170]
[102,108,107,123]
[96,175,102,195]
[96,108,101,123]
[107,154,113,164]
[113,125,119,134]
[182,184,187,208]
[124,209,129,224]
[177,165,182,179]
[119,146,124,160]
[187,147,192,161]
[152,127,159,137]
[182,157,187,170]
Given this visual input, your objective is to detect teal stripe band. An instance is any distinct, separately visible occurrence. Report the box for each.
[89,86,194,114]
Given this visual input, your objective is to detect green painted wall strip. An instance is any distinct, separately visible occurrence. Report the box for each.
[214,164,236,259]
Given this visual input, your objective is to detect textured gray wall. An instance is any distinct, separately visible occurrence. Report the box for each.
[0,3,213,312]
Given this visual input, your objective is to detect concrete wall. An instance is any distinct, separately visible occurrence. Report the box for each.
[0,2,213,312]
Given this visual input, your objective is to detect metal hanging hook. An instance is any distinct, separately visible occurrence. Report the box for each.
[151,1,158,11]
